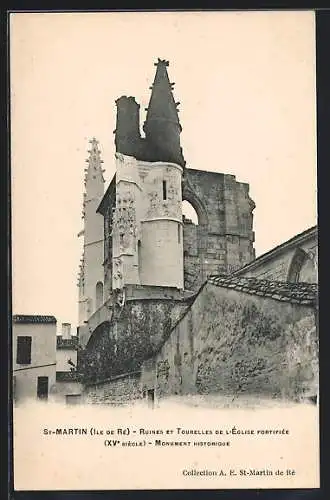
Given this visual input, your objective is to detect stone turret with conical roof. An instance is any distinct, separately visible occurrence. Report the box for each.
[105,60,185,295]
[114,59,185,167]
[143,58,184,167]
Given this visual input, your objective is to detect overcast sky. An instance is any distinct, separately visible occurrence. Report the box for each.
[10,11,317,331]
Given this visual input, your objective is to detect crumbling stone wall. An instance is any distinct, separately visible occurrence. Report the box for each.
[182,169,255,291]
[141,282,318,402]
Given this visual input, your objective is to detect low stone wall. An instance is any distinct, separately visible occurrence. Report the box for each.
[83,371,142,405]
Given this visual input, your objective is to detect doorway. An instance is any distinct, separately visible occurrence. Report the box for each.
[147,389,155,408]
[37,376,49,400]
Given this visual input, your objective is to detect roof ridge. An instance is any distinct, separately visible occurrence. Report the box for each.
[13,314,57,324]
[233,225,317,276]
[207,275,317,306]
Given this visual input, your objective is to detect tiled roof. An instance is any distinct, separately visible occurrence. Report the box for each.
[13,315,57,324]
[208,276,318,306]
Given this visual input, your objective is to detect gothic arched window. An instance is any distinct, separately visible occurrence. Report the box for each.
[287,248,308,283]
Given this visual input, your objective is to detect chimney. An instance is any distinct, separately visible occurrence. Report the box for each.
[61,323,71,339]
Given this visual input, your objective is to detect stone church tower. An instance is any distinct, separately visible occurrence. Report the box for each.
[77,138,105,326]
[97,58,255,297]
[78,59,256,352]
[98,59,186,296]
[77,59,257,378]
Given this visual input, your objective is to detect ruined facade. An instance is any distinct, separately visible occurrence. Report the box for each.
[77,59,318,406]
[80,59,255,311]
[182,169,255,289]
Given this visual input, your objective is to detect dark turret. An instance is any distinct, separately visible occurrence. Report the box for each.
[114,96,141,157]
[143,59,185,167]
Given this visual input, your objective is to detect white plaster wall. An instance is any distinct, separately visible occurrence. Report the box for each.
[56,347,77,372]
[53,381,83,403]
[13,322,57,403]
[13,365,56,403]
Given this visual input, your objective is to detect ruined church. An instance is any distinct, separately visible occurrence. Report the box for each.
[76,59,318,405]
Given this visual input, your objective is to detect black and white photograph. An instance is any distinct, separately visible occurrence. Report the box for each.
[10,10,319,491]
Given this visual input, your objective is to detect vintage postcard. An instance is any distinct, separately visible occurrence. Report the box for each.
[10,10,319,491]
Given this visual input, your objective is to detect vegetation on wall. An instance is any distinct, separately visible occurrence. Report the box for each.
[78,298,192,384]
[191,289,318,401]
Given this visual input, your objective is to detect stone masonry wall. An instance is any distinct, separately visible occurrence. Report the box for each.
[83,372,141,405]
[141,281,318,402]
[182,168,255,291]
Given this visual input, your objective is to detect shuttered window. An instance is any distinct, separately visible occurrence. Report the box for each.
[16,336,32,365]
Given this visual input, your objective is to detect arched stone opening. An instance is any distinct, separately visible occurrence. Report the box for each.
[182,201,199,262]
[287,247,317,284]
[181,189,208,291]
[182,187,208,228]
[287,248,308,283]
[86,320,111,351]
[82,320,112,382]
[182,200,199,225]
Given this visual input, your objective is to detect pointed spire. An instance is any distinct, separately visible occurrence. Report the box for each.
[143,59,185,167]
[84,137,105,181]
[144,59,181,130]
[83,137,106,202]
[85,137,103,165]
